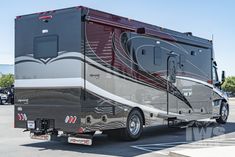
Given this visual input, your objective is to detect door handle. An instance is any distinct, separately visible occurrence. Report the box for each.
[89,74,100,79]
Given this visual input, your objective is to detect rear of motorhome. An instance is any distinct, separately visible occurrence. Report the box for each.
[14,6,229,145]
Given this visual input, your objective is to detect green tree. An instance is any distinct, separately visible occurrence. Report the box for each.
[0,74,14,88]
[222,76,235,93]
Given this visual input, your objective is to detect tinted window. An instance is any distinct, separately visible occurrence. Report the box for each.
[34,35,58,59]
[179,54,186,69]
[212,66,219,82]
[154,46,162,66]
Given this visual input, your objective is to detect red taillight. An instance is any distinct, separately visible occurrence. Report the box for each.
[16,16,22,20]
[68,116,74,124]
[207,80,213,84]
[78,127,84,133]
[39,15,52,20]
[17,113,21,121]
[17,113,27,121]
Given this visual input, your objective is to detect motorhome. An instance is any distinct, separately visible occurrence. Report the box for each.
[14,6,229,145]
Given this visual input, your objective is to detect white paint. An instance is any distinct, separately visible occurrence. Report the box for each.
[132,139,235,156]
[16,52,150,88]
[85,79,178,116]
[177,76,227,100]
[213,87,228,100]
[15,77,178,117]
[177,76,213,88]
[15,78,84,88]
[170,146,235,157]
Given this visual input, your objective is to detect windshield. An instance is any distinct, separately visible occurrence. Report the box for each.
[212,66,219,83]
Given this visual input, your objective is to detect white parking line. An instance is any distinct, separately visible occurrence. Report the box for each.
[131,138,235,155]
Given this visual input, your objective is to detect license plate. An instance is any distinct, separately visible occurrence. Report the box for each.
[68,137,92,145]
[30,134,51,141]
[27,120,35,129]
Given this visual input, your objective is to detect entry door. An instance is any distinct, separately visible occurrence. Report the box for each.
[167,57,178,114]
[168,57,177,83]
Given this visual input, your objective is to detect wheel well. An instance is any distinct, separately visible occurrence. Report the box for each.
[131,107,145,125]
[222,99,229,110]
[222,99,227,103]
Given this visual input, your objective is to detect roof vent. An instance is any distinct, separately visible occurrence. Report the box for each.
[185,32,193,36]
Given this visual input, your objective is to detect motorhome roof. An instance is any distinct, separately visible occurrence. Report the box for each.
[16,6,212,49]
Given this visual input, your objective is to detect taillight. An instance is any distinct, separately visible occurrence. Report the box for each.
[207,80,213,84]
[39,15,53,20]
[78,127,85,133]
[17,113,27,121]
[16,16,22,20]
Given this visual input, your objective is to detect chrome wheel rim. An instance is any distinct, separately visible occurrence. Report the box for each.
[221,105,228,121]
[129,115,140,136]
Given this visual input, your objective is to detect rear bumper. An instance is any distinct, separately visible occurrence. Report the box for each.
[14,102,129,133]
[29,132,93,145]
[14,104,81,133]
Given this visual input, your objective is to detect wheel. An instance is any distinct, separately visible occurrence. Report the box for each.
[1,99,6,105]
[121,109,143,141]
[216,102,229,124]
[10,97,14,105]
[0,98,5,105]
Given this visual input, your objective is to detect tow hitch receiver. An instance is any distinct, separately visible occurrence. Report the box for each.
[27,118,93,145]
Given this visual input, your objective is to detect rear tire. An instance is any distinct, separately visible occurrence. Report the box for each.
[0,99,3,105]
[121,109,143,141]
[216,102,229,124]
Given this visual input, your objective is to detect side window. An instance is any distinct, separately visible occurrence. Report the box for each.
[154,46,162,66]
[168,58,177,83]
[179,54,186,69]
[212,66,219,83]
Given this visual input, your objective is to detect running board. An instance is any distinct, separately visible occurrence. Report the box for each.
[168,121,192,129]
[157,113,177,121]
[211,116,220,119]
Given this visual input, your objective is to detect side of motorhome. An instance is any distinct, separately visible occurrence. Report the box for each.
[14,6,229,144]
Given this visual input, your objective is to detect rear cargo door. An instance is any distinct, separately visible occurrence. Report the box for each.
[15,8,82,80]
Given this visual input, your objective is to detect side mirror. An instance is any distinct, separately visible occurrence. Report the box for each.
[214,81,221,87]
[222,70,226,83]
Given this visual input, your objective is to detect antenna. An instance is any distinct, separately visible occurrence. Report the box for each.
[212,34,215,59]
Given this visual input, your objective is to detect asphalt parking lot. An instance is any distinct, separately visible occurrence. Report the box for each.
[0,100,235,157]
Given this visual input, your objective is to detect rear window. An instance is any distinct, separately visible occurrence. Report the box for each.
[34,35,58,59]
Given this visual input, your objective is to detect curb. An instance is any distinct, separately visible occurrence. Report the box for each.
[229,98,235,102]
[169,152,190,157]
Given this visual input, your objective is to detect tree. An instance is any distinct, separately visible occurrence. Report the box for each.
[222,76,235,93]
[0,74,14,88]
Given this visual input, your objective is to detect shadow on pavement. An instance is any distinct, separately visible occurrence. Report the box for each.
[22,122,235,157]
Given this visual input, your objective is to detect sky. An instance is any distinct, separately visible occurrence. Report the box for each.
[0,0,234,76]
